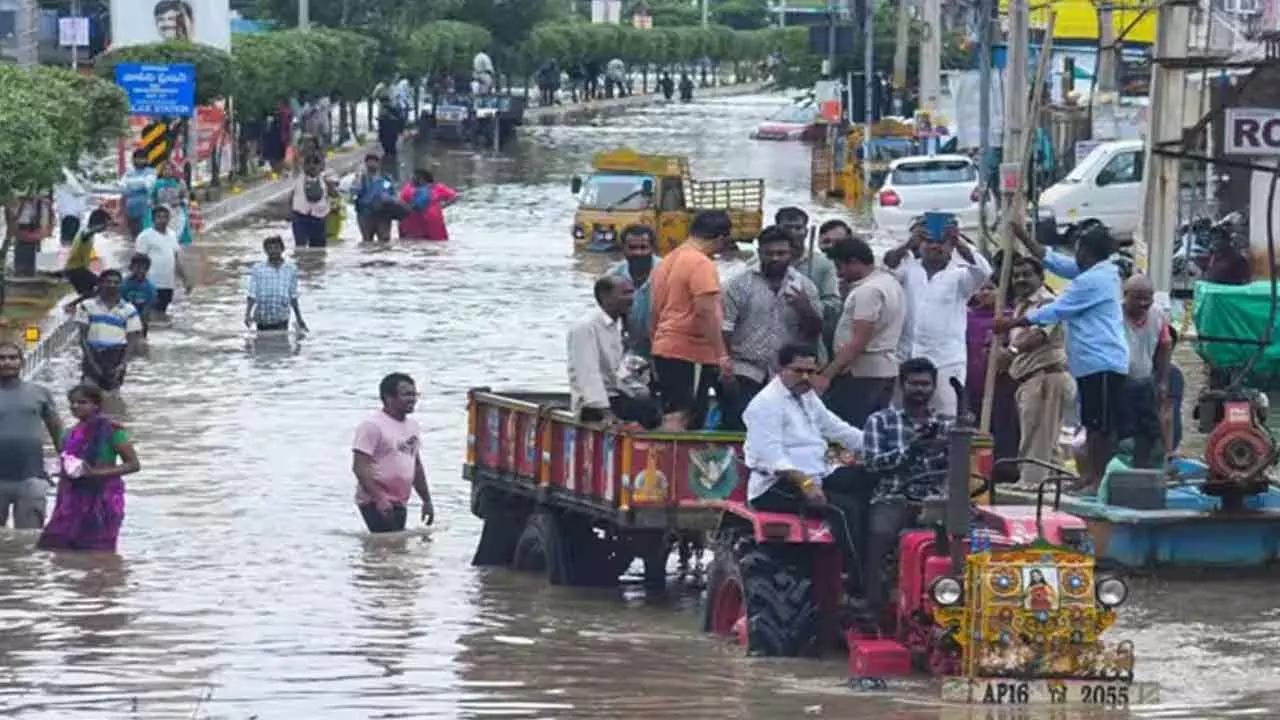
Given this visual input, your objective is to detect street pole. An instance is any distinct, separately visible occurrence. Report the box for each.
[1096,2,1117,95]
[701,0,709,28]
[15,0,37,67]
[864,0,875,187]
[826,0,838,77]
[892,0,911,115]
[1139,1,1190,296]
[919,0,941,114]
[978,0,993,252]
[70,0,80,71]
[299,0,310,30]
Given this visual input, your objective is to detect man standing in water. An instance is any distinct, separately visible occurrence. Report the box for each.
[0,343,62,530]
[245,236,309,333]
[135,205,192,319]
[352,373,434,533]
[75,269,144,393]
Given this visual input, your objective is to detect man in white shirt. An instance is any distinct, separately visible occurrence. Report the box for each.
[54,168,89,246]
[567,275,660,428]
[883,215,991,418]
[134,205,192,318]
[744,343,869,599]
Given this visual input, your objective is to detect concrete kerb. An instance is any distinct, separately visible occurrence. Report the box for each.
[18,80,772,380]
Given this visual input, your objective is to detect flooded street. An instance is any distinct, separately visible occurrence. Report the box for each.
[2,94,1279,719]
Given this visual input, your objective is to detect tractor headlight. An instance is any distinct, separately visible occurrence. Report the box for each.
[930,576,963,607]
[1096,576,1128,608]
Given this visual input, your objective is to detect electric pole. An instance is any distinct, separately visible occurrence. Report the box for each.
[299,0,310,30]
[701,0,709,27]
[15,0,38,67]
[918,0,941,113]
[892,0,911,114]
[1096,2,1117,94]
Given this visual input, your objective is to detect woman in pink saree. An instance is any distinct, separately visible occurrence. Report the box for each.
[398,168,458,241]
[37,384,141,553]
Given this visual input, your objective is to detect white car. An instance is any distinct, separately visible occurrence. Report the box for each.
[872,154,984,239]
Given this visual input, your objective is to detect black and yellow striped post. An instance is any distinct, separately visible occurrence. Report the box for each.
[140,119,172,167]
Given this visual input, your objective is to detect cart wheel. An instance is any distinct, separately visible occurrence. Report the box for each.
[512,511,574,585]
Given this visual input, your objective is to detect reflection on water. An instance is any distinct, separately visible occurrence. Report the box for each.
[0,94,1273,718]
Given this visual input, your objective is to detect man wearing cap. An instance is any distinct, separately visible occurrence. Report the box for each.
[883,213,991,418]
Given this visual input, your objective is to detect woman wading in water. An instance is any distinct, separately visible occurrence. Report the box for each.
[38,384,141,553]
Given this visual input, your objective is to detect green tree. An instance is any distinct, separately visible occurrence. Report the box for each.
[712,0,771,30]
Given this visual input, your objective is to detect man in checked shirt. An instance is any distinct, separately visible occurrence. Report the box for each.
[860,356,952,614]
[244,235,309,333]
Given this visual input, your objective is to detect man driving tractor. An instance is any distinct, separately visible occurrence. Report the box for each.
[744,351,954,614]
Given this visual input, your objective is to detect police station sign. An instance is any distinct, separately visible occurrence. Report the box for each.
[1225,108,1280,155]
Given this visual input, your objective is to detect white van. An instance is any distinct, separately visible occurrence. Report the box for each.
[1039,139,1144,239]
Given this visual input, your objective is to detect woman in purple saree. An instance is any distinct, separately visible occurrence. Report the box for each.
[37,384,140,552]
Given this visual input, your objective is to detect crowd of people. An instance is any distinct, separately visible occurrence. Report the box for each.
[568,207,1185,495]
[566,205,1185,610]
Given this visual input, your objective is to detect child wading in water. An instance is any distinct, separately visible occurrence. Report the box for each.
[38,384,141,553]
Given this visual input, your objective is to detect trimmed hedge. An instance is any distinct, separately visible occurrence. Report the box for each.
[521,23,805,68]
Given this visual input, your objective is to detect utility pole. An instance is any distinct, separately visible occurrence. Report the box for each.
[1096,3,1118,94]
[299,0,310,30]
[977,0,993,252]
[1002,0,1029,184]
[826,0,838,76]
[14,0,38,67]
[701,0,709,28]
[864,0,875,186]
[893,0,911,114]
[1139,0,1191,296]
[918,0,941,113]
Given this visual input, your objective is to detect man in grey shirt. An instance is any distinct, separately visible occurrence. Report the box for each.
[775,207,842,360]
[0,342,62,529]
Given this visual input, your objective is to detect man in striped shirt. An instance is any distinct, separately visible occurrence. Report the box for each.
[75,269,143,392]
[244,235,308,332]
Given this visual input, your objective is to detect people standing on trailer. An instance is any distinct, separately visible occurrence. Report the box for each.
[0,343,63,531]
[774,207,841,360]
[608,224,662,358]
[149,162,192,247]
[817,235,905,427]
[75,269,143,393]
[567,275,660,428]
[995,222,1128,489]
[120,150,157,240]
[291,153,333,249]
[861,357,953,612]
[37,383,141,553]
[398,169,458,241]
[743,344,867,601]
[718,226,823,431]
[883,215,991,418]
[244,235,308,333]
[121,254,158,337]
[648,210,734,430]
[351,154,399,244]
[1003,254,1075,490]
[1119,274,1173,468]
[351,373,434,534]
[134,205,192,320]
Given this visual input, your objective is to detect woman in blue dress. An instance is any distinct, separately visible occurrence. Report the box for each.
[147,162,193,246]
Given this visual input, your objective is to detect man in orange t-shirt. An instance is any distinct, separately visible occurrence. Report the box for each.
[649,210,735,429]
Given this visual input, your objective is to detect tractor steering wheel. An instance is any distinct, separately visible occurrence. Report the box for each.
[896,468,994,504]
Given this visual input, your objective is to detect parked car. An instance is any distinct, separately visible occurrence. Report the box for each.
[750,102,823,142]
[872,154,984,238]
[1038,139,1144,240]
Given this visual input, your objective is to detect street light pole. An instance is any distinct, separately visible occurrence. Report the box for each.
[701,0,709,27]
[299,0,310,30]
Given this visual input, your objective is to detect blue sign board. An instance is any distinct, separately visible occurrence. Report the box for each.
[114,63,196,117]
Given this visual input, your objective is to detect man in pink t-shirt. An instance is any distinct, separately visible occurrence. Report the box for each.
[351,372,435,532]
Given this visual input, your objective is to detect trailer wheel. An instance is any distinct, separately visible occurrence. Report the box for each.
[703,537,819,657]
[512,511,573,585]
[471,502,524,567]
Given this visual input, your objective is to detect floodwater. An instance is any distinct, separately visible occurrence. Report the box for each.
[1,94,1278,719]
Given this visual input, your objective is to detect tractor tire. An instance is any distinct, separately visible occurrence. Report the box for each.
[511,511,574,585]
[702,537,819,657]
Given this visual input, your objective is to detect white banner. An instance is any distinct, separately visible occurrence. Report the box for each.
[1224,107,1280,156]
[110,0,231,51]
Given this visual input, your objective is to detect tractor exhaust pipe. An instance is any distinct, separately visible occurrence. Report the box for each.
[946,377,974,576]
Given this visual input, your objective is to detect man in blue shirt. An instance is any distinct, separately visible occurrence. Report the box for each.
[997,223,1129,488]
[121,254,158,337]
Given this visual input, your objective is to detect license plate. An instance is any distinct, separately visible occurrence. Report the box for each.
[438,108,464,121]
[941,678,1160,707]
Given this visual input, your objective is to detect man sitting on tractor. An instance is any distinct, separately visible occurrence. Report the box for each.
[861,357,953,613]
[742,343,869,601]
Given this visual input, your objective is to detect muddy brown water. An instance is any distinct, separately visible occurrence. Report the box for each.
[1,94,1277,719]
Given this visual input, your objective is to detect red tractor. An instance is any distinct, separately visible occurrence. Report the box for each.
[701,425,1126,688]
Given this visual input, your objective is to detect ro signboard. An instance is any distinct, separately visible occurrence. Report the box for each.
[1224,107,1280,156]
[114,62,196,117]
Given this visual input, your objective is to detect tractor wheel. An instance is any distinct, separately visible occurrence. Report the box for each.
[512,511,573,585]
[702,537,820,657]
[471,502,524,567]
